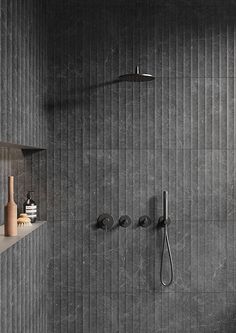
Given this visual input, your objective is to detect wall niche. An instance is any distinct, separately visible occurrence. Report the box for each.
[0,144,47,225]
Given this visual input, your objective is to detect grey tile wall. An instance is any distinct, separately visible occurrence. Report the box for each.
[0,0,48,221]
[47,1,236,332]
[0,0,47,148]
[0,0,48,226]
[0,222,48,333]
[0,1,48,332]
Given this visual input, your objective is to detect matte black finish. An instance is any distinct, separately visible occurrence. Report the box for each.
[158,191,174,287]
[163,191,168,221]
[160,224,174,287]
[119,215,132,227]
[158,191,171,228]
[97,214,114,230]
[139,215,152,228]
[158,216,171,228]
[119,66,155,82]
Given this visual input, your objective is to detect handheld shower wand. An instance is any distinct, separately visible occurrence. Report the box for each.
[158,191,174,287]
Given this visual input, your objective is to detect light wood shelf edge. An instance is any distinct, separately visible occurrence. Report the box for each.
[0,221,47,254]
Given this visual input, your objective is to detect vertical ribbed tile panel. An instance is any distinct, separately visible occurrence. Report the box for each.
[47,1,236,332]
[0,1,48,331]
[0,0,47,148]
[0,223,47,333]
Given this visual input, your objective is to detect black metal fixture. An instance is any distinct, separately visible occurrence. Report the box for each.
[139,215,152,228]
[119,215,132,228]
[119,66,155,82]
[97,214,114,231]
[158,191,174,287]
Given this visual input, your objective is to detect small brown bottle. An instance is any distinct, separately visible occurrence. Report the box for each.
[5,176,17,236]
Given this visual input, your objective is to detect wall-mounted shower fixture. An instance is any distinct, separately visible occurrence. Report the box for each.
[139,215,152,227]
[119,66,155,82]
[158,191,174,287]
[119,215,132,228]
[97,214,114,231]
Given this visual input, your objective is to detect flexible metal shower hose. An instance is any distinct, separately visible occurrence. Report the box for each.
[160,223,174,287]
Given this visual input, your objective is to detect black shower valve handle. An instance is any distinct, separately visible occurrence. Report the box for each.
[97,214,114,230]
[119,215,132,228]
[139,215,152,228]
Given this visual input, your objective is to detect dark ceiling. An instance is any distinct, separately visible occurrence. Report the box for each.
[47,0,236,31]
[47,0,236,6]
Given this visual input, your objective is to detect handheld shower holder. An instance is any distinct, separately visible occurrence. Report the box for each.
[158,216,171,228]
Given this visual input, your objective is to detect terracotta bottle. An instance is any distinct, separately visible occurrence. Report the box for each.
[5,176,17,236]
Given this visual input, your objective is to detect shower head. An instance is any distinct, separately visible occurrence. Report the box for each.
[119,66,155,82]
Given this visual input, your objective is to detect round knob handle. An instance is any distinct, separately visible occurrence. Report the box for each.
[119,215,132,228]
[139,215,152,228]
[97,214,114,230]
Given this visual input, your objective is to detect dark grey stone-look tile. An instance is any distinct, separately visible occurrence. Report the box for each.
[47,291,236,333]
[46,2,236,332]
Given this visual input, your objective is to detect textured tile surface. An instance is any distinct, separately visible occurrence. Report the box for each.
[0,222,47,333]
[0,1,48,331]
[0,0,47,148]
[0,0,48,216]
[47,1,236,332]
